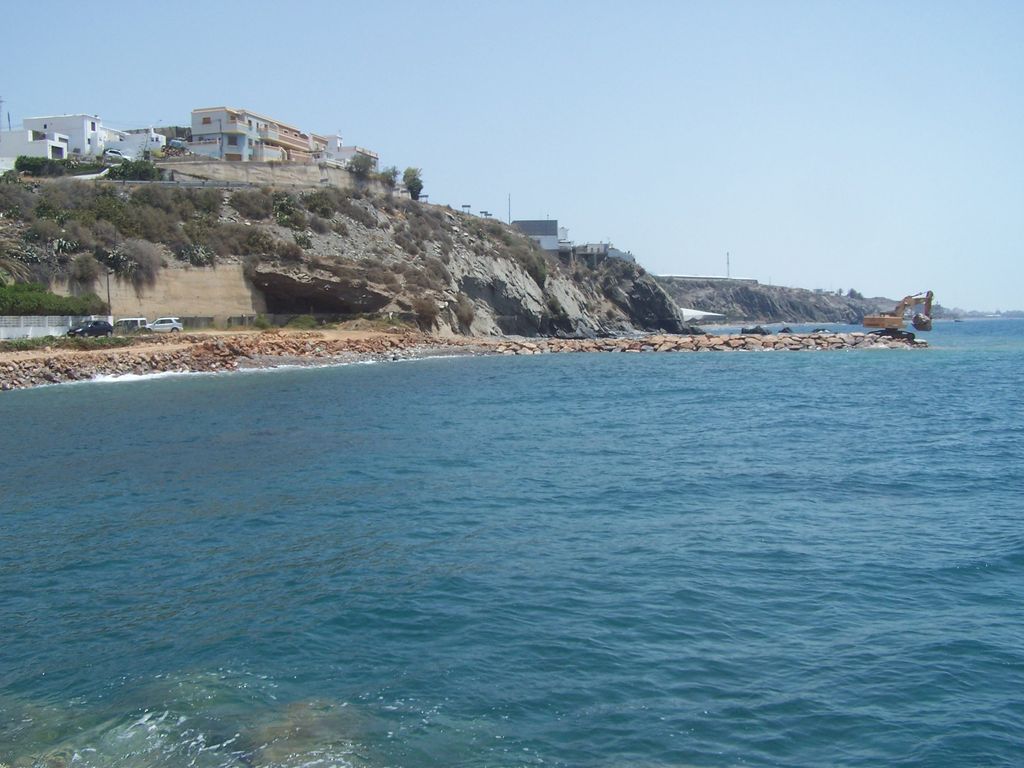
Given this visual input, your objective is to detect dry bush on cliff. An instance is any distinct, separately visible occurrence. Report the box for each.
[91,220,120,249]
[63,220,96,251]
[412,296,439,329]
[0,183,35,219]
[69,253,102,288]
[309,215,330,234]
[454,295,475,329]
[277,241,304,262]
[110,239,164,288]
[335,197,378,229]
[229,189,273,220]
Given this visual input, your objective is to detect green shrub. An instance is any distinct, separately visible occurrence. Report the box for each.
[106,160,160,181]
[0,335,133,353]
[376,166,399,189]
[294,231,312,249]
[301,190,336,218]
[403,167,424,200]
[348,154,374,180]
[176,244,215,266]
[0,283,106,315]
[243,228,277,256]
[253,314,272,329]
[15,156,66,177]
[285,314,317,329]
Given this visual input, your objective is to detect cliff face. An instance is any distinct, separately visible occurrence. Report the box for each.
[654,277,895,324]
[211,191,691,337]
[1,179,689,337]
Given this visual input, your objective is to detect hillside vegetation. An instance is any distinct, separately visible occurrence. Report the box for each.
[0,177,689,336]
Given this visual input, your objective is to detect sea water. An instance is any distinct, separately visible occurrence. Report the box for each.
[1,320,1022,767]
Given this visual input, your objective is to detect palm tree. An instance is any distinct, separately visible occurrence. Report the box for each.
[0,254,32,285]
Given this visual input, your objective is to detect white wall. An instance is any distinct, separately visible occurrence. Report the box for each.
[24,115,103,157]
[0,315,106,340]
[0,129,69,161]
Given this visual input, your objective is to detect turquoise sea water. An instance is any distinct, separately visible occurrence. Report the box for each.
[2,320,1022,767]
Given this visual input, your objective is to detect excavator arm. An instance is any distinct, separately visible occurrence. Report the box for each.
[864,291,934,331]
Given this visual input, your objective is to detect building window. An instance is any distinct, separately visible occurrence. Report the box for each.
[91,122,96,131]
[227,135,238,146]
[202,116,212,125]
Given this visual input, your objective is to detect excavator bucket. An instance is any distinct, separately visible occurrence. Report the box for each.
[912,313,932,332]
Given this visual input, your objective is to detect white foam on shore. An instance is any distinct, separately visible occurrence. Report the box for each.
[89,369,210,385]
[14,349,482,392]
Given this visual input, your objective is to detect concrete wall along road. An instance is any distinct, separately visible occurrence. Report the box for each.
[155,159,398,195]
[53,264,266,326]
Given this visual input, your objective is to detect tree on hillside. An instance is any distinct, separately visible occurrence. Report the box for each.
[377,166,399,188]
[348,153,374,180]
[403,167,424,201]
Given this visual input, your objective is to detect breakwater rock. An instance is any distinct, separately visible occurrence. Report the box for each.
[481,331,927,355]
[0,330,924,391]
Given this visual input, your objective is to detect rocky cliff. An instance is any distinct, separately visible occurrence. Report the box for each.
[0,179,690,337]
[655,277,897,324]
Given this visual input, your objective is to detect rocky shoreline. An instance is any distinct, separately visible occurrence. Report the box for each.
[0,330,925,391]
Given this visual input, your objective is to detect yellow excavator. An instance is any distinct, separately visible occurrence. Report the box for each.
[864,291,934,333]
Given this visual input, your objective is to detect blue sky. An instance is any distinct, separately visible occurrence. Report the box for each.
[5,0,1021,310]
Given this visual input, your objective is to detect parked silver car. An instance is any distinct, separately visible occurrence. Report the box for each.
[148,317,183,333]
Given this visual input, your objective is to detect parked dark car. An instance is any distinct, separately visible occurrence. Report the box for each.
[67,320,114,338]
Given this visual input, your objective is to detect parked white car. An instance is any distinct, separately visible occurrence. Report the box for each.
[113,317,149,334]
[148,317,183,333]
[102,148,128,163]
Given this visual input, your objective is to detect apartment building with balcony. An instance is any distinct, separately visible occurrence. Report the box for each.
[189,107,329,163]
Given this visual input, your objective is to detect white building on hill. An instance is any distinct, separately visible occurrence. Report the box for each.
[0,114,166,167]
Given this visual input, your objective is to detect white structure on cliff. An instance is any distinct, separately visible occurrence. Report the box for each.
[0,113,166,168]
[188,107,377,169]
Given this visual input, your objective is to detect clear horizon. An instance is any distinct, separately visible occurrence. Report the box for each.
[4,0,1021,311]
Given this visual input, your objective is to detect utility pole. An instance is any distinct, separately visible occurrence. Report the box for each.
[507,193,511,224]
[726,252,731,279]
